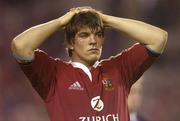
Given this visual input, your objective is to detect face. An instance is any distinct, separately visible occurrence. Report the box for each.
[70,27,104,67]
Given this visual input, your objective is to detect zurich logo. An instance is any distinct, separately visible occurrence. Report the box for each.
[91,96,104,112]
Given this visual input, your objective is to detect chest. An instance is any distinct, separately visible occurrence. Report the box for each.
[59,67,119,94]
[46,66,130,121]
[56,67,127,108]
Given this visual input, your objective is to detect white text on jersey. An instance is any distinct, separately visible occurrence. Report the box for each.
[79,113,119,121]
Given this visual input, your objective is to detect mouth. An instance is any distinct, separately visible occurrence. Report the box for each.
[88,48,100,53]
[88,48,99,51]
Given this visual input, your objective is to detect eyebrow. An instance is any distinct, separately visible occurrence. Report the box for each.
[95,31,103,33]
[77,28,103,35]
[77,32,90,35]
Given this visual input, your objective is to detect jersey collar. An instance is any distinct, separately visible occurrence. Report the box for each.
[70,61,99,81]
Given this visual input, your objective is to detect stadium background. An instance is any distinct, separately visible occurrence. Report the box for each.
[0,0,180,120]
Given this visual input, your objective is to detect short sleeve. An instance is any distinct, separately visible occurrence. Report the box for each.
[19,49,57,100]
[110,43,158,89]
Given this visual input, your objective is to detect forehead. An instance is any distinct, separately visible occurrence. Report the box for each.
[77,26,102,34]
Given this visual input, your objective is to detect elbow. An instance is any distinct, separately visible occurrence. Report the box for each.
[11,38,23,58]
[11,38,24,54]
[11,38,19,53]
[160,31,168,50]
[162,31,168,45]
[11,39,34,61]
[156,30,168,53]
[149,30,168,54]
[11,38,31,57]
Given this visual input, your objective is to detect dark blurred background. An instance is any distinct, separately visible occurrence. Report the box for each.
[0,0,180,121]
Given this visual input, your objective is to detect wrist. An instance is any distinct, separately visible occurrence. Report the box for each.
[56,17,67,29]
[100,14,111,26]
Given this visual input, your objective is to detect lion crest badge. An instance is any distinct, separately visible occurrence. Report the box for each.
[102,78,114,91]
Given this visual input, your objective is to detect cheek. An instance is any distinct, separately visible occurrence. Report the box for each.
[98,42,103,49]
[74,43,87,53]
[98,38,104,45]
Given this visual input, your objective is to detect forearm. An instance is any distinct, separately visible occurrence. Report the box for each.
[101,14,168,53]
[11,9,77,60]
[11,19,62,60]
[14,19,62,49]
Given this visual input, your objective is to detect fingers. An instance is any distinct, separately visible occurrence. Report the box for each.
[69,6,106,24]
[76,6,93,12]
[70,6,95,14]
[58,6,95,28]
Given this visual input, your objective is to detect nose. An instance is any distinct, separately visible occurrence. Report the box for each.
[89,35,97,45]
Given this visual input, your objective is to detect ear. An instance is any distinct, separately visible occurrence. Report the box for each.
[67,43,74,50]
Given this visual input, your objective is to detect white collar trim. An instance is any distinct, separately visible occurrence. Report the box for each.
[71,61,99,81]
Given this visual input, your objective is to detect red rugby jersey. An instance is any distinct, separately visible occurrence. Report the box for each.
[20,43,156,121]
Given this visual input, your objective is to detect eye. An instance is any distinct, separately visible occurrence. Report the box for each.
[96,32,103,38]
[78,32,90,38]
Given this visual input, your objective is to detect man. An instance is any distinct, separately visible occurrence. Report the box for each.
[11,7,167,121]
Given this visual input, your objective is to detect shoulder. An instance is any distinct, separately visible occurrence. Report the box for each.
[100,43,158,68]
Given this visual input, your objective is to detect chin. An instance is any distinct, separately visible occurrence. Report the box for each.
[88,55,100,64]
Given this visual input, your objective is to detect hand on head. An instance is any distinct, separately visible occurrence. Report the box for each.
[70,6,95,14]
[59,6,106,28]
[71,7,106,26]
[58,7,93,28]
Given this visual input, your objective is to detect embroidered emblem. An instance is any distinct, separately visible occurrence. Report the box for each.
[102,79,114,91]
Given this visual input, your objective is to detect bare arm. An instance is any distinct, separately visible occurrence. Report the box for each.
[99,13,168,54]
[11,9,78,62]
